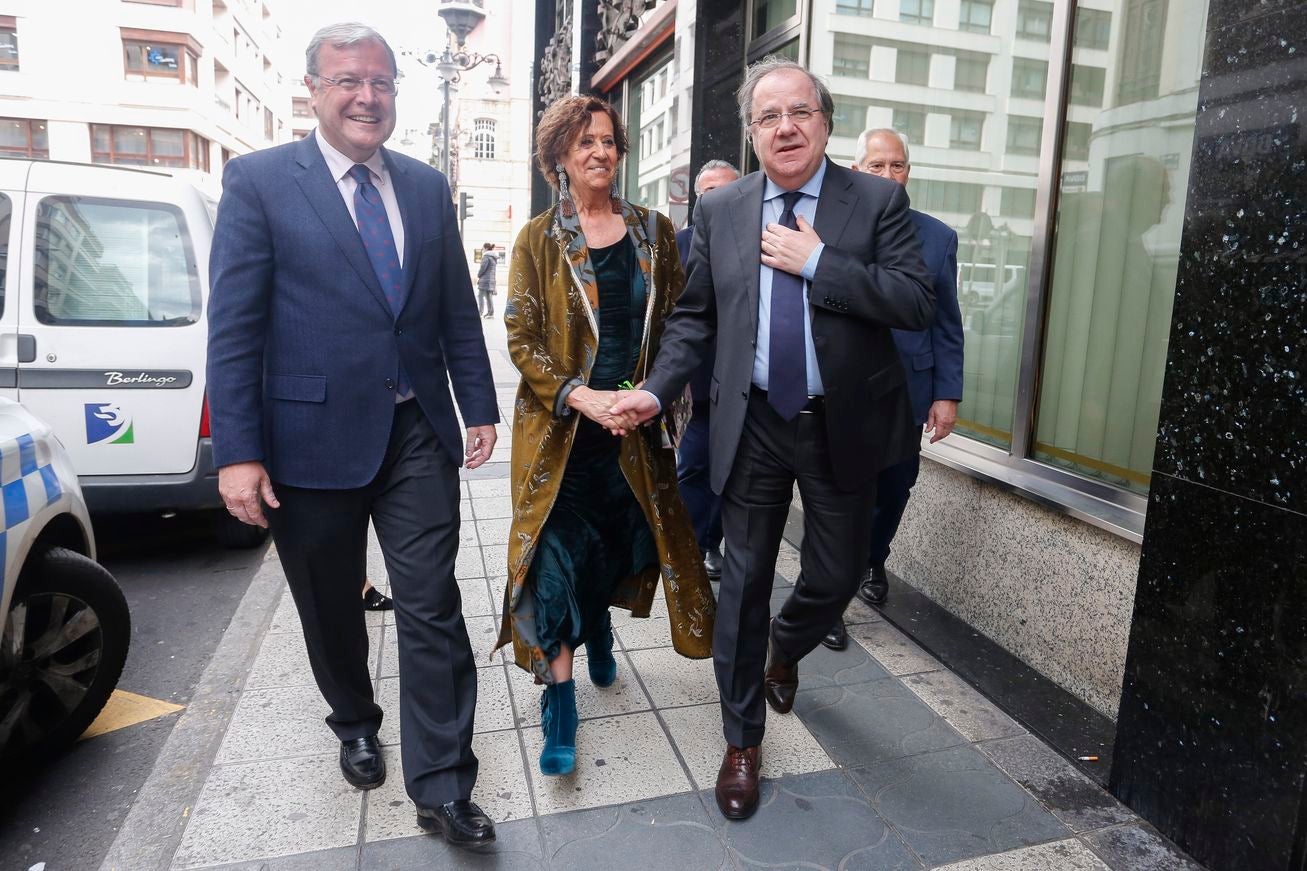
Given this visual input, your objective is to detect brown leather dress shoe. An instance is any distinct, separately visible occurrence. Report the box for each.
[715,744,761,820]
[764,645,799,714]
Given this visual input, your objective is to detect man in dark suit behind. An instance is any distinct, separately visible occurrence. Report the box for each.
[611,58,933,821]
[675,160,740,582]
[822,129,964,650]
[207,22,498,849]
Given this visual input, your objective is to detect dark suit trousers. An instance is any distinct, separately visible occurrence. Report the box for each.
[676,401,723,552]
[866,449,921,567]
[715,394,878,748]
[267,399,479,807]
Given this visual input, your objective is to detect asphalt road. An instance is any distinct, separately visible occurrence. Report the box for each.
[0,511,268,871]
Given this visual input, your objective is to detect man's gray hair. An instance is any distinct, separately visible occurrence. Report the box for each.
[306,22,397,77]
[694,159,740,194]
[854,128,912,166]
[737,56,835,137]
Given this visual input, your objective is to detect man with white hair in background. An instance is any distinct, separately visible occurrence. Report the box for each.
[821,127,964,651]
[675,159,740,584]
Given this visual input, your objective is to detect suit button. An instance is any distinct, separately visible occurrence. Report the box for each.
[394,327,403,336]
[385,378,395,389]
[741,391,748,399]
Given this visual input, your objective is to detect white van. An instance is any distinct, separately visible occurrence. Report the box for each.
[0,158,264,548]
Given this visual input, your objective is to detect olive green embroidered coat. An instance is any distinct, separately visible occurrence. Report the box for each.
[494,201,716,682]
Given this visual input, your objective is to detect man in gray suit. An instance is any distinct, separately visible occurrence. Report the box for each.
[610,57,933,821]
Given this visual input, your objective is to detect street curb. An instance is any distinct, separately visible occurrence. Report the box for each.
[98,549,286,871]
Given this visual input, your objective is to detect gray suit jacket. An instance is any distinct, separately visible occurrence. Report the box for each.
[645,159,933,494]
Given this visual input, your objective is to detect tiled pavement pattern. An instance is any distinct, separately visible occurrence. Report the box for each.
[167,321,1202,870]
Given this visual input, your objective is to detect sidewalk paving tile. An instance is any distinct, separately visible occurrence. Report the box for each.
[902,671,1027,744]
[475,517,513,546]
[483,545,509,577]
[364,734,532,842]
[846,745,1070,867]
[794,677,968,767]
[801,636,894,690]
[1081,822,1206,871]
[932,838,1111,870]
[708,769,921,870]
[627,647,721,709]
[467,478,513,498]
[246,627,380,691]
[188,845,361,871]
[539,791,729,871]
[215,684,336,764]
[660,701,833,789]
[521,711,692,816]
[848,620,945,677]
[360,816,545,870]
[459,575,497,619]
[844,592,884,626]
[978,735,1133,833]
[268,591,301,634]
[171,753,362,870]
[612,600,672,651]
[506,652,652,727]
[455,547,486,579]
[471,496,513,520]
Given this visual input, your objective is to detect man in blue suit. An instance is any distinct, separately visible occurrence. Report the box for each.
[207,23,498,849]
[823,128,963,650]
[675,160,739,581]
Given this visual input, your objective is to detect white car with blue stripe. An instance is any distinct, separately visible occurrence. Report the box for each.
[0,397,129,765]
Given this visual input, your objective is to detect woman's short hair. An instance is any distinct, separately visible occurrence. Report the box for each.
[535,95,628,190]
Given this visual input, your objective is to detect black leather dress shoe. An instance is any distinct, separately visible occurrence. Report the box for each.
[417,800,497,847]
[856,564,889,606]
[339,735,385,789]
[362,586,394,611]
[821,618,848,651]
[703,547,723,580]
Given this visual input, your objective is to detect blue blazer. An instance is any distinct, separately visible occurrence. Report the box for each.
[895,210,964,425]
[207,133,498,489]
[675,225,714,403]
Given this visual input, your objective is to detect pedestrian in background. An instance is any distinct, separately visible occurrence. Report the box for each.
[477,242,498,318]
[495,94,715,780]
[206,21,499,851]
[674,160,740,583]
[822,127,964,651]
[609,58,932,821]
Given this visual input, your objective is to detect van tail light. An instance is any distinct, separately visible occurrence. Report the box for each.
[199,394,211,438]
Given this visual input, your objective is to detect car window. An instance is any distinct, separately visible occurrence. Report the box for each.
[33,196,199,326]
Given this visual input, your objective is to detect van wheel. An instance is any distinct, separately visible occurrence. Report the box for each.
[0,547,130,764]
[213,511,270,550]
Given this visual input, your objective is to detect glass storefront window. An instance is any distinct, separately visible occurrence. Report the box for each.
[753,0,797,38]
[1033,0,1208,493]
[624,53,675,218]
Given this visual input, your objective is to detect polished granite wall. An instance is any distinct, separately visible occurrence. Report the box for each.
[1110,2,1307,869]
[890,461,1140,718]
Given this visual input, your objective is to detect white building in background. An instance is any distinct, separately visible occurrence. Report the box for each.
[0,0,295,193]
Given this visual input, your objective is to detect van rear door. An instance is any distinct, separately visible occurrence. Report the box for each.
[15,162,209,477]
[0,160,28,402]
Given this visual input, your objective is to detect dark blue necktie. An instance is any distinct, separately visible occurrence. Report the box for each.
[767,190,807,420]
[350,164,409,398]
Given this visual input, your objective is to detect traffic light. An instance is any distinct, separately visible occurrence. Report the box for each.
[459,191,474,222]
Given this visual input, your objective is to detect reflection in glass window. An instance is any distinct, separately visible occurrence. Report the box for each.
[954,53,989,93]
[1075,7,1112,49]
[625,54,674,217]
[1069,65,1106,107]
[892,108,926,145]
[896,47,930,86]
[1064,121,1092,161]
[0,118,48,158]
[1011,58,1048,99]
[959,0,993,34]
[753,0,797,37]
[835,0,874,15]
[0,193,10,317]
[0,26,18,71]
[1035,0,1208,493]
[1000,187,1036,219]
[1006,116,1043,156]
[833,97,871,138]
[950,111,984,150]
[900,0,934,25]
[33,198,200,326]
[833,34,872,78]
[1017,0,1054,41]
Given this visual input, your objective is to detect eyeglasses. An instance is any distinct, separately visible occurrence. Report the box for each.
[316,75,398,96]
[748,108,822,130]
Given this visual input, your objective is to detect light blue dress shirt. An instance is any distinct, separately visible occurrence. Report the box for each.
[753,162,827,395]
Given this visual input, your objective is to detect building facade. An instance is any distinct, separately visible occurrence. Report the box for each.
[0,0,296,193]
[533,2,1306,868]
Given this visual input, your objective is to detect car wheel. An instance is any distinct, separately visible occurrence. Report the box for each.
[212,510,271,550]
[0,547,130,764]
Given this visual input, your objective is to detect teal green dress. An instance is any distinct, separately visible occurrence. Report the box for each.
[526,235,657,661]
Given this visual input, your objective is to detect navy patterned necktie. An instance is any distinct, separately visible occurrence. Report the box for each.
[767,190,807,420]
[349,163,409,397]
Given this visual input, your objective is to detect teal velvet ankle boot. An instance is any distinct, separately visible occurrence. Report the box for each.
[586,613,618,688]
[539,679,577,776]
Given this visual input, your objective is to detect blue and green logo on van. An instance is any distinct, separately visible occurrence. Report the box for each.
[85,403,135,445]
